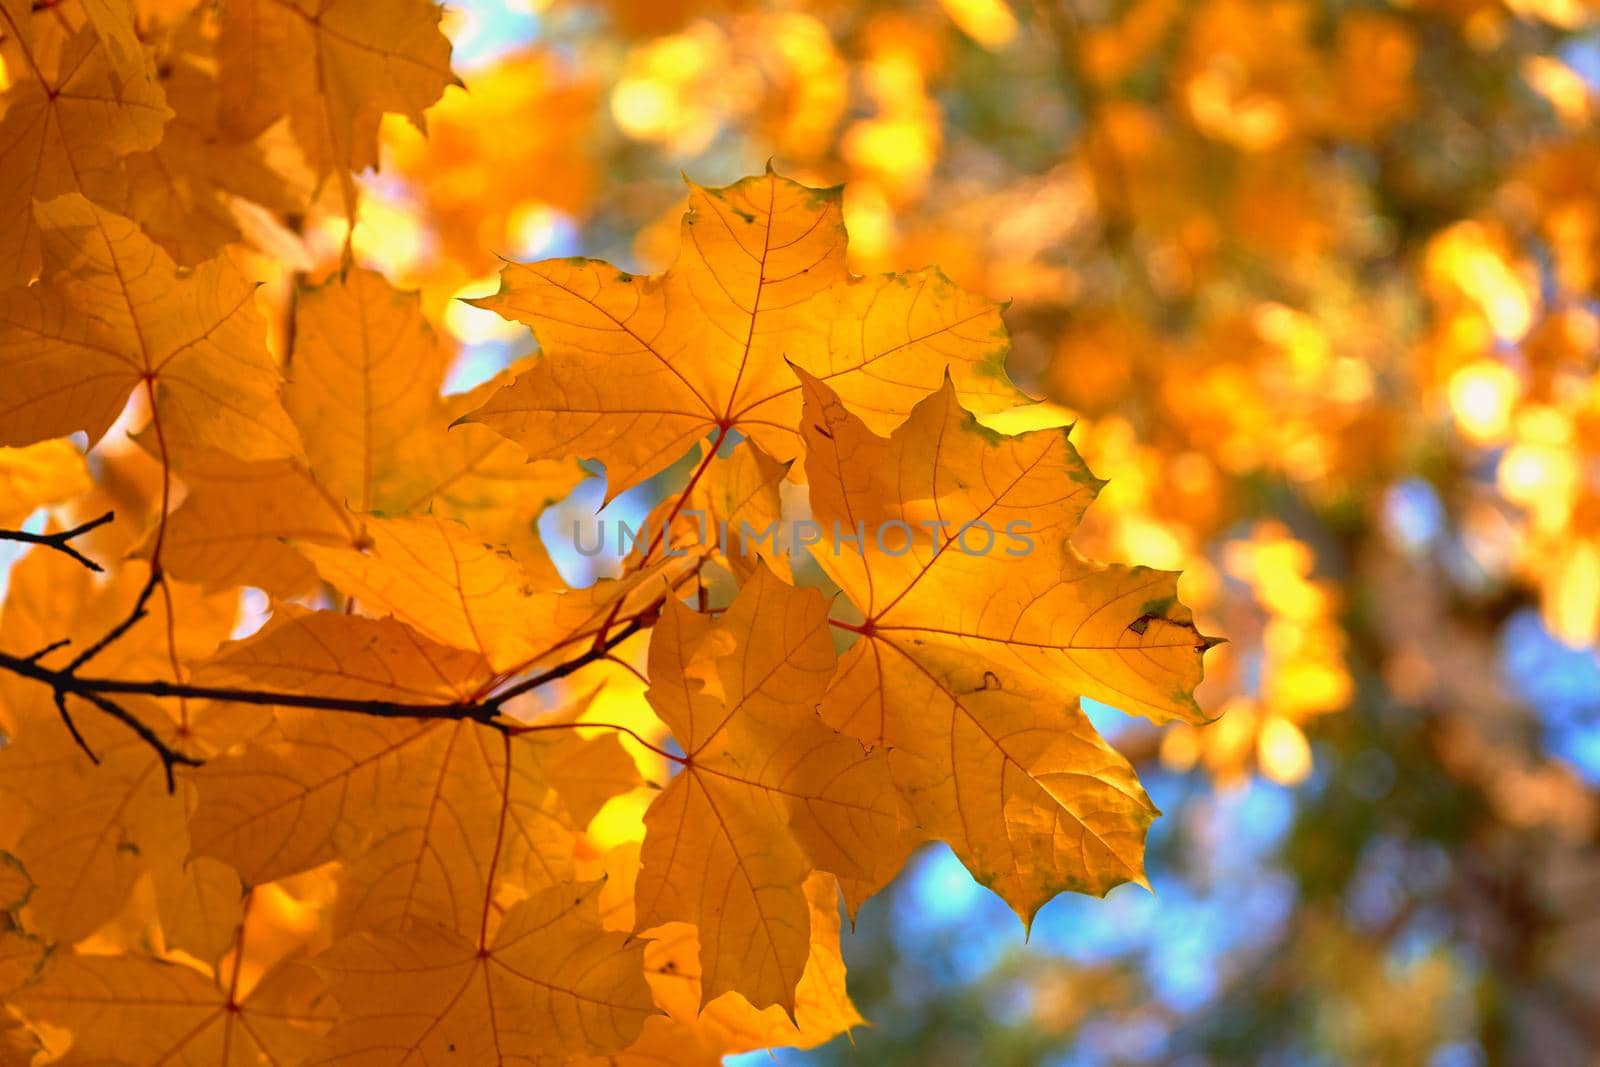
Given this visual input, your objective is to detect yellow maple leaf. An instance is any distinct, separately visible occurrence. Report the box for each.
[197,607,493,705]
[316,881,654,1063]
[0,196,301,461]
[188,710,584,930]
[293,514,571,672]
[285,268,456,515]
[2,719,181,943]
[0,550,237,941]
[12,950,332,1065]
[190,611,638,932]
[216,0,455,208]
[148,853,246,967]
[0,5,169,286]
[296,511,688,676]
[462,168,1026,501]
[798,370,1216,920]
[122,11,304,265]
[642,872,865,1055]
[636,562,908,1013]
[160,454,361,597]
[0,929,45,1005]
[0,440,90,528]
[284,269,581,550]
[0,853,29,913]
[161,270,578,595]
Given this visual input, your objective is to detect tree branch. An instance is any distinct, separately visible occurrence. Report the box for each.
[0,511,114,572]
[76,689,202,791]
[0,432,686,794]
[65,563,165,673]
[0,598,661,792]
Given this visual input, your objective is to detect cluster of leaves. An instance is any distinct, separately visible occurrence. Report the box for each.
[331,0,1600,1061]
[511,0,1597,1062]
[0,1,1217,1062]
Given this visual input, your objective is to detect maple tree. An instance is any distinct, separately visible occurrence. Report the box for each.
[0,1,1220,1062]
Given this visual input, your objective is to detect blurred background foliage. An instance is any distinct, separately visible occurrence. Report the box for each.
[11,0,1600,1061]
[340,0,1600,1061]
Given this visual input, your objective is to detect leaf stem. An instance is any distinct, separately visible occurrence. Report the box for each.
[638,425,729,563]
[505,720,684,765]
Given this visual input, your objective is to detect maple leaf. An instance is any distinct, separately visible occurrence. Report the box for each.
[74,0,150,82]
[11,950,333,1065]
[635,562,908,1013]
[286,270,582,546]
[330,720,610,935]
[187,717,467,892]
[188,708,594,932]
[1,712,182,942]
[641,872,865,1055]
[384,374,585,570]
[0,196,301,460]
[122,10,304,265]
[149,854,247,966]
[185,610,497,886]
[285,268,457,515]
[0,927,45,1008]
[0,550,238,940]
[461,168,1027,501]
[315,881,654,1064]
[0,440,90,528]
[0,857,47,1062]
[160,269,579,595]
[0,4,170,286]
[797,369,1216,920]
[189,610,638,932]
[197,606,494,706]
[216,0,455,208]
[0,852,29,913]
[0,548,237,697]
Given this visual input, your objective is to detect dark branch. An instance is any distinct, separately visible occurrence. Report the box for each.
[0,599,659,792]
[490,611,652,707]
[0,511,114,572]
[24,638,72,663]
[76,689,201,792]
[66,563,164,673]
[0,434,704,794]
[52,690,99,767]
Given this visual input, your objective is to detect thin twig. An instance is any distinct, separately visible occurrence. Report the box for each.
[0,511,114,572]
[24,638,72,663]
[52,690,99,767]
[74,689,200,792]
[488,611,653,707]
[603,653,650,686]
[64,564,164,673]
[505,720,683,764]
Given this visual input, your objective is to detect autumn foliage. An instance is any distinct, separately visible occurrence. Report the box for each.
[0,1,1224,1062]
